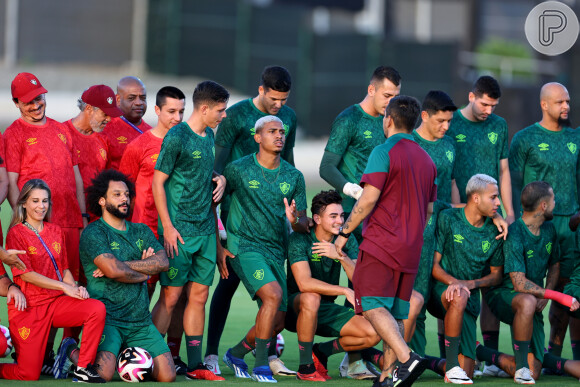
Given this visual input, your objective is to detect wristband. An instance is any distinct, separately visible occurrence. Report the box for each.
[7,282,20,291]
[545,289,575,307]
[338,227,351,239]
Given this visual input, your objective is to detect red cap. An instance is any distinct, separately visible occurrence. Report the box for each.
[81,85,123,117]
[11,73,48,103]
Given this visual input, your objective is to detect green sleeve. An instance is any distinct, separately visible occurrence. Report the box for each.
[288,232,309,265]
[214,114,238,148]
[214,144,231,174]
[344,236,359,261]
[435,211,450,254]
[319,150,348,191]
[325,116,353,156]
[509,134,526,216]
[79,225,114,263]
[293,173,308,212]
[489,240,505,267]
[500,121,509,160]
[155,131,181,175]
[141,224,163,252]
[282,117,297,166]
[223,163,237,197]
[503,232,525,274]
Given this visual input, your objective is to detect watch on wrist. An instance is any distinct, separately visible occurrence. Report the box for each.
[338,227,351,238]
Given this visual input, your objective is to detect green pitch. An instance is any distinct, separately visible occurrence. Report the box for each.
[0,189,576,385]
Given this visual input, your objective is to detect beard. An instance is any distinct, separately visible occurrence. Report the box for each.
[105,202,129,219]
[544,211,554,221]
[558,116,571,128]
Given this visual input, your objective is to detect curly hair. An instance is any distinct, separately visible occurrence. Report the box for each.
[311,190,343,217]
[86,169,135,217]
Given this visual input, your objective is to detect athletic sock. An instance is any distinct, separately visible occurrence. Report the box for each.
[313,344,328,368]
[299,341,314,365]
[298,363,316,374]
[348,351,362,362]
[268,336,277,357]
[438,333,446,358]
[167,336,181,358]
[543,353,567,373]
[548,341,563,357]
[424,355,445,376]
[475,344,501,367]
[444,335,461,370]
[185,335,203,369]
[317,339,344,358]
[361,347,383,367]
[571,340,580,360]
[482,330,499,350]
[255,338,270,368]
[513,339,530,370]
[230,337,255,358]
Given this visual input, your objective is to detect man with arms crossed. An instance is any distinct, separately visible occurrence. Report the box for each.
[335,96,436,387]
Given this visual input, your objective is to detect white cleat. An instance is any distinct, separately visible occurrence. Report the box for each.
[445,366,473,384]
[204,354,221,376]
[269,357,296,376]
[514,367,535,385]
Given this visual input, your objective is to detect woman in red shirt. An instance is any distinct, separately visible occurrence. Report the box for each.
[0,179,106,382]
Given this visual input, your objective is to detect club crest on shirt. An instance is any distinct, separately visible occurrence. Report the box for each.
[18,326,30,340]
[253,269,264,280]
[446,150,454,163]
[567,142,577,154]
[58,133,67,144]
[482,241,491,253]
[249,180,260,189]
[546,242,553,254]
[455,134,467,143]
[487,132,498,145]
[100,335,106,345]
[117,136,127,144]
[168,267,178,280]
[136,239,144,251]
[28,246,37,255]
[99,148,107,160]
[280,182,290,195]
[363,130,372,139]
[52,242,61,255]
[26,138,37,146]
[151,154,159,163]
[192,150,202,159]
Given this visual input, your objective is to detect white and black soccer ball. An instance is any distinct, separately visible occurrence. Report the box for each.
[0,325,12,357]
[251,333,285,358]
[117,347,154,383]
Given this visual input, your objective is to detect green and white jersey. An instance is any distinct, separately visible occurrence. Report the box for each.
[155,122,215,236]
[80,218,162,327]
[287,229,358,302]
[435,207,504,316]
[325,104,384,212]
[224,153,307,264]
[412,130,456,203]
[502,218,559,289]
[447,111,508,202]
[509,123,580,216]
[215,98,297,166]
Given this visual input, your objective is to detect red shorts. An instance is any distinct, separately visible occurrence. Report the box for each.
[352,250,416,319]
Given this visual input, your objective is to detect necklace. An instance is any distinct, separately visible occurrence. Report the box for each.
[260,164,281,184]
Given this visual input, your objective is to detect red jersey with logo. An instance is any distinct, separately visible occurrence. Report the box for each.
[6,222,69,308]
[63,120,110,194]
[102,117,152,170]
[4,118,82,228]
[119,130,163,237]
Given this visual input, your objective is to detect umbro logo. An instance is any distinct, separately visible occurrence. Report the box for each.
[26,138,37,145]
[192,150,202,159]
[249,180,260,189]
[527,250,534,259]
[453,234,464,243]
[538,143,549,151]
[110,241,120,250]
[363,130,372,139]
[456,134,467,143]
[117,136,127,144]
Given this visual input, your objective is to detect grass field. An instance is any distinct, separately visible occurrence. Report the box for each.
[0,190,578,385]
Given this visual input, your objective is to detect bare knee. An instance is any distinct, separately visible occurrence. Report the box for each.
[161,287,182,310]
[260,284,283,308]
[448,290,469,310]
[298,293,321,314]
[513,294,537,318]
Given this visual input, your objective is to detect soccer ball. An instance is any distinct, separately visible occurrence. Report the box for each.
[117,347,154,382]
[0,325,12,357]
[251,333,285,358]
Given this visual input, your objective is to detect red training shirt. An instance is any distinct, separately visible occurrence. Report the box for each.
[102,117,151,170]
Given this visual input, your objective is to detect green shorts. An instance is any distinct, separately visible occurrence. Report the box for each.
[159,234,217,287]
[286,294,354,337]
[98,323,170,358]
[553,215,575,280]
[485,287,545,362]
[229,251,287,312]
[427,282,477,360]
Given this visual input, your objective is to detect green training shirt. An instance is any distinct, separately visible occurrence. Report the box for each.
[287,228,358,302]
[447,111,508,202]
[435,207,504,316]
[80,218,162,327]
[509,123,580,216]
[155,122,215,236]
[224,153,307,264]
[501,218,559,289]
[412,130,456,203]
[324,104,384,212]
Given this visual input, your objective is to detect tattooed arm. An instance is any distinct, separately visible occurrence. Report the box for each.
[509,271,545,297]
[124,249,169,275]
[93,253,148,283]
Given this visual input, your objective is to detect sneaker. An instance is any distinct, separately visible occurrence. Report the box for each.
[173,356,188,375]
[41,349,56,376]
[372,377,395,387]
[54,337,77,379]
[296,364,327,382]
[444,366,473,384]
[269,357,297,376]
[483,364,503,377]
[472,359,483,379]
[252,365,277,383]
[205,354,222,376]
[223,348,251,378]
[72,363,106,383]
[392,352,427,387]
[312,349,331,380]
[186,363,226,381]
[514,368,535,385]
[365,361,382,377]
[345,360,377,380]
[339,353,349,377]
